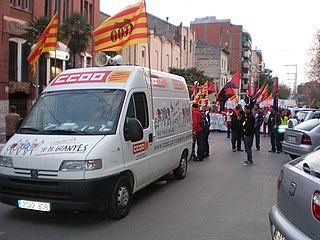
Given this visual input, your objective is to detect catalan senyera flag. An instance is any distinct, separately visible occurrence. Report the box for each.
[258,84,269,103]
[267,93,273,100]
[229,89,238,105]
[27,13,58,76]
[93,0,148,52]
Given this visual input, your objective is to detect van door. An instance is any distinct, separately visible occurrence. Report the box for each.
[121,91,155,190]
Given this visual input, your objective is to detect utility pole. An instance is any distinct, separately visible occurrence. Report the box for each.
[284,64,297,98]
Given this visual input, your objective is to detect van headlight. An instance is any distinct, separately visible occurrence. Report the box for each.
[59,159,102,171]
[0,156,13,168]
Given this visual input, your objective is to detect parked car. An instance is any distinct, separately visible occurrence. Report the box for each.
[283,118,320,159]
[288,110,320,128]
[269,149,320,240]
[287,107,317,119]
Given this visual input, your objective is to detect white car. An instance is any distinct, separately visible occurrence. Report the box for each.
[288,109,320,128]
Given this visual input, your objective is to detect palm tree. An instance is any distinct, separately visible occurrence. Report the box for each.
[22,16,51,93]
[23,16,50,45]
[59,13,92,68]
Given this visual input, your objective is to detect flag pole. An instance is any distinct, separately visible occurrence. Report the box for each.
[54,48,57,77]
[35,61,39,100]
[144,0,155,121]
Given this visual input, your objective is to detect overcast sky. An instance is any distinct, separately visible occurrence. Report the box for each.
[100,0,320,87]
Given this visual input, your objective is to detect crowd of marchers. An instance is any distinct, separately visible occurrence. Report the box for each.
[191,103,291,166]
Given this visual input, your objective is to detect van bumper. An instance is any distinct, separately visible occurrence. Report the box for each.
[0,174,119,212]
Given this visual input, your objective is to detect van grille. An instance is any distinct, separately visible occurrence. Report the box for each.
[1,186,72,201]
[0,178,72,201]
[14,167,58,178]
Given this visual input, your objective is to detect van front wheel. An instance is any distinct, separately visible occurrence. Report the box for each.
[107,175,132,219]
[173,152,188,180]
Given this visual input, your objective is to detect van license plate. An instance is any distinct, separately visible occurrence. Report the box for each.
[18,200,50,212]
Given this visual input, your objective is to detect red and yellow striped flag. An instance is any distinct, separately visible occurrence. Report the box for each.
[27,13,58,76]
[93,0,148,52]
[258,84,269,103]
[230,88,238,105]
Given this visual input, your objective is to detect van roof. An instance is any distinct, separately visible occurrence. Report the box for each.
[44,66,187,93]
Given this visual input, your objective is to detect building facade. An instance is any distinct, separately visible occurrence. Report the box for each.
[116,14,195,72]
[0,0,100,142]
[297,81,320,107]
[194,41,229,90]
[251,49,264,87]
[190,16,253,97]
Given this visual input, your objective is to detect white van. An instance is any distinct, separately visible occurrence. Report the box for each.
[0,65,192,219]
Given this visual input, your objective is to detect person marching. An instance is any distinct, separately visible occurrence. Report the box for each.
[252,104,263,150]
[230,104,244,152]
[5,105,21,142]
[225,108,233,138]
[242,105,255,166]
[277,109,288,152]
[192,103,205,161]
[201,105,211,158]
[268,106,281,153]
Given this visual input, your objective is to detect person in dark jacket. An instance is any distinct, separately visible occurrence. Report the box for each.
[202,105,211,158]
[252,104,263,150]
[267,106,281,153]
[230,104,244,152]
[242,105,255,166]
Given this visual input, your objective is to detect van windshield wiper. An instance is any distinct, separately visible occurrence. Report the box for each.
[18,127,43,133]
[44,129,89,135]
[303,163,320,178]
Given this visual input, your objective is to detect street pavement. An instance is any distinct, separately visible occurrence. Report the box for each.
[0,131,290,240]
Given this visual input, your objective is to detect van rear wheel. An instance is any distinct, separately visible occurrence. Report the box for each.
[173,152,188,179]
[107,175,132,219]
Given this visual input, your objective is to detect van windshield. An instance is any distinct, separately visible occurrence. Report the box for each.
[18,89,125,135]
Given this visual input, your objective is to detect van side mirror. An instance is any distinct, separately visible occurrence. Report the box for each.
[124,118,143,142]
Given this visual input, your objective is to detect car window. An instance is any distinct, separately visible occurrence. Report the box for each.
[292,149,320,174]
[312,114,320,119]
[296,111,308,121]
[125,92,149,129]
[295,119,320,131]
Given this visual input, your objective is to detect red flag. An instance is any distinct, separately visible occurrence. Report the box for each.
[246,83,252,97]
[216,85,219,100]
[191,81,199,98]
[191,74,202,99]
[257,82,266,95]
[223,70,240,89]
[209,80,214,92]
[273,77,279,111]
[253,85,258,95]
[310,97,316,108]
[274,77,279,94]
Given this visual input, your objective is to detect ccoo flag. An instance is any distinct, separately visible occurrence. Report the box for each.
[27,13,58,76]
[93,0,148,52]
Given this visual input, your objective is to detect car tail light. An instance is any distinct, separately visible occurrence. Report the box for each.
[312,191,320,221]
[301,133,312,145]
[277,169,284,192]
